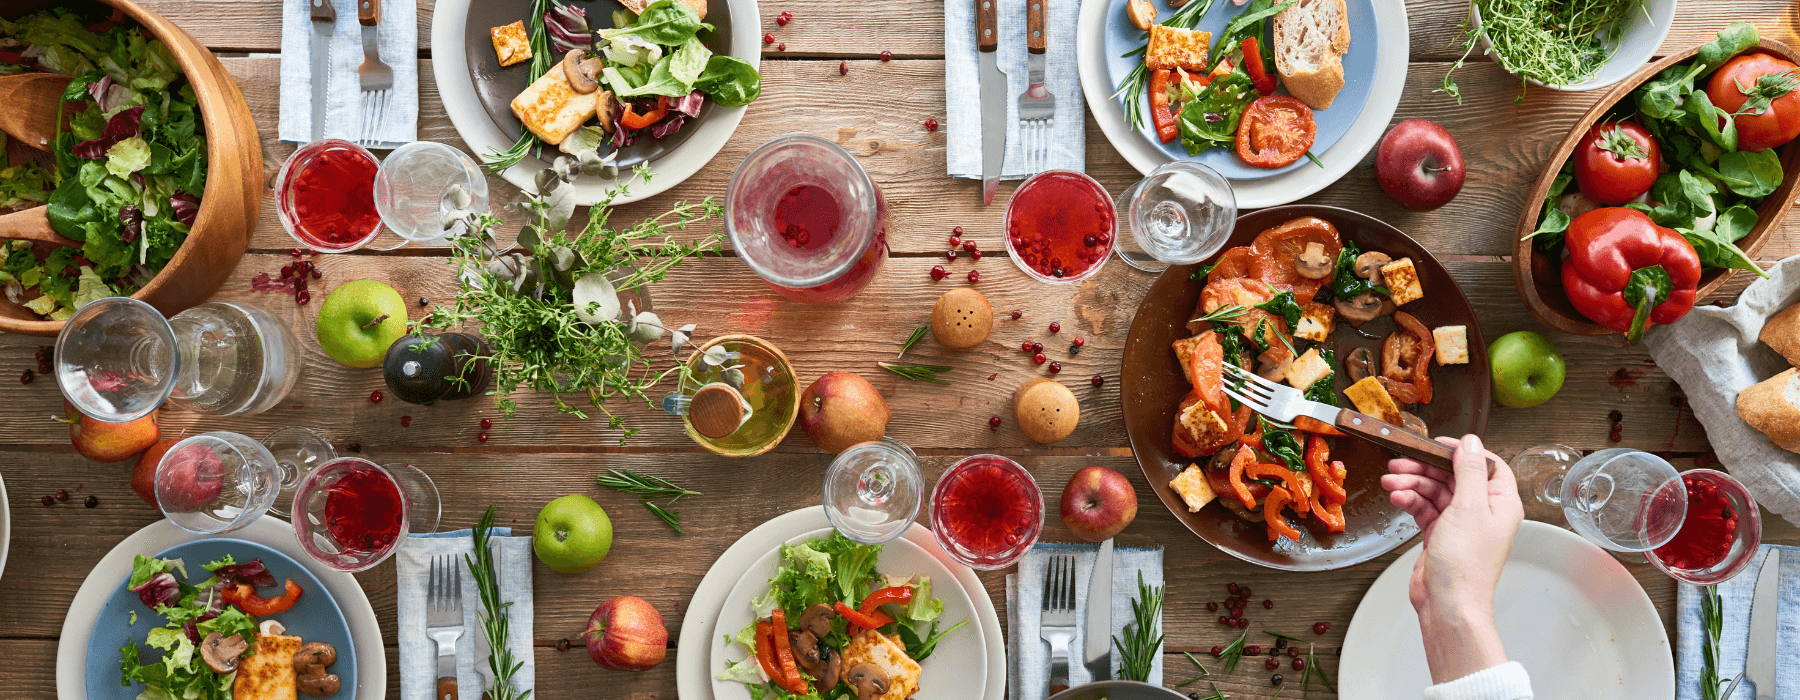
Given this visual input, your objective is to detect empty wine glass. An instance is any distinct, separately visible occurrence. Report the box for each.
[291,457,441,572]
[154,428,339,533]
[1512,445,1688,552]
[1114,161,1238,273]
[373,141,501,249]
[823,438,923,544]
[56,297,301,423]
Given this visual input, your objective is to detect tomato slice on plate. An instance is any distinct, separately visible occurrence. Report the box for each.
[1248,216,1341,304]
[1235,95,1316,169]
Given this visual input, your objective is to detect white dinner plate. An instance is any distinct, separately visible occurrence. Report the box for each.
[676,507,1006,700]
[1075,0,1410,208]
[709,529,987,700]
[1338,521,1674,699]
[0,469,10,582]
[56,517,387,700]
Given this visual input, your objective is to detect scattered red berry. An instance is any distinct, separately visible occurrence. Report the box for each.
[962,240,978,253]
[370,390,383,404]
[924,118,939,132]
[1313,621,1330,635]
[776,14,789,25]
[1048,361,1061,373]
[987,373,997,380]
[1072,336,1085,347]
[1032,342,1044,353]
[54,489,69,502]
[19,369,31,385]
[953,226,964,235]
[291,248,305,258]
[1211,646,1224,657]
[85,495,98,508]
[41,495,54,507]
[1289,647,1302,658]
[931,265,948,280]
[950,234,962,247]
[556,638,572,652]
[478,432,489,443]
[480,418,493,430]
[1218,616,1230,626]
[763,33,775,44]
[777,43,786,51]
[1011,310,1022,320]
[1241,586,1253,597]
[1271,674,1284,687]
[400,415,413,427]
[946,249,957,260]
[1264,599,1274,609]
[1033,353,1047,365]
[967,270,979,283]
[972,250,983,261]
[1049,321,1061,333]
[1228,583,1240,595]
[348,443,362,452]
[839,61,848,75]
[1292,657,1306,671]
[1207,602,1219,612]
[1021,340,1035,352]
[296,291,311,304]
[880,50,892,61]
[1246,645,1262,656]
[989,416,1002,431]
[1239,618,1250,628]
[1264,656,1281,671]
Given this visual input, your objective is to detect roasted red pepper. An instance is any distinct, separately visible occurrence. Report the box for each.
[754,620,783,682]
[620,95,671,131]
[1245,462,1310,514]
[834,600,893,631]
[1264,487,1303,541]
[860,586,913,616]
[1305,434,1347,507]
[1226,446,1259,510]
[1560,207,1702,344]
[221,579,303,616]
[769,609,810,693]
[1240,37,1276,95]
[1149,69,1180,143]
[1293,416,1344,436]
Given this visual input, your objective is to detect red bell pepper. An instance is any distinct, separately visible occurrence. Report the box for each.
[834,600,893,631]
[1263,487,1303,541]
[1240,37,1277,95]
[1226,446,1259,510]
[753,620,783,682]
[620,95,671,131]
[1304,435,1347,506]
[860,586,913,616]
[1293,416,1344,436]
[1560,207,1702,344]
[769,609,810,693]
[221,579,303,616]
[1244,462,1310,514]
[1149,69,1180,143]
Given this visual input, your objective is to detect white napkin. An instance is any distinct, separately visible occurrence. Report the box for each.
[395,529,535,700]
[278,0,419,146]
[1644,255,1800,526]
[1005,542,1164,699]
[1675,546,1800,700]
[944,0,1086,179]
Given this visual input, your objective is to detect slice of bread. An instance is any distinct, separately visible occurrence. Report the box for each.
[1760,302,1800,367]
[1738,368,1800,452]
[1272,0,1349,110]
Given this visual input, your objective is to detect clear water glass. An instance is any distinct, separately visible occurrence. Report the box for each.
[1115,161,1238,272]
[156,431,281,535]
[823,437,923,544]
[373,141,491,246]
[1518,447,1688,552]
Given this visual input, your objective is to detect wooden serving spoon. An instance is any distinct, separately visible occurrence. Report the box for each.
[0,207,80,248]
[0,72,73,152]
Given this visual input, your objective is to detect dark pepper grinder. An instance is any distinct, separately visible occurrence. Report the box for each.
[383,332,494,404]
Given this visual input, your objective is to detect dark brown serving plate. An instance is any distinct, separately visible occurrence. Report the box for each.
[462,0,735,168]
[1120,205,1491,571]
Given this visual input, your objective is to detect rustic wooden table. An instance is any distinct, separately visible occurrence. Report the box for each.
[5,1,1800,697]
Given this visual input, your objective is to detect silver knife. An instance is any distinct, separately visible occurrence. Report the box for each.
[1084,538,1114,681]
[309,0,334,140]
[976,0,1007,204]
[1746,549,1781,700]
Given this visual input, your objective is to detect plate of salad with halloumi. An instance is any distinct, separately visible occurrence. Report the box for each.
[710,529,985,700]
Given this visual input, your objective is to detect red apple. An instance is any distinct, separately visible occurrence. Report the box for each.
[1374,118,1466,212]
[798,371,890,453]
[584,595,668,671]
[1059,466,1139,542]
[65,400,161,463]
[132,439,181,508]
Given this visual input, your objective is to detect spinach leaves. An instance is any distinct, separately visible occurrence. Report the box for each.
[695,56,763,107]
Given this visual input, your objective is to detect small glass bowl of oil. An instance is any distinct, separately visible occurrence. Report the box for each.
[673,334,800,457]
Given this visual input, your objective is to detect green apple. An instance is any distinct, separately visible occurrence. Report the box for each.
[316,280,409,368]
[534,494,614,574]
[1489,330,1566,408]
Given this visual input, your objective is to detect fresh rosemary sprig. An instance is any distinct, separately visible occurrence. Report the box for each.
[1701,585,1726,700]
[1111,0,1221,130]
[1191,304,1247,325]
[879,362,953,384]
[1216,628,1250,675]
[1264,630,1307,644]
[465,506,531,700]
[1303,643,1334,695]
[596,468,700,501]
[1112,571,1164,682]
[642,499,684,534]
[898,325,928,358]
[1175,651,1212,686]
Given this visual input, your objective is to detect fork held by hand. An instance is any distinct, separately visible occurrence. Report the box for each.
[427,554,465,700]
[1219,363,1457,469]
[1039,553,1078,693]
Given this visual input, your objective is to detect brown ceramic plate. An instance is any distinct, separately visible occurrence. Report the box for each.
[1121,205,1491,571]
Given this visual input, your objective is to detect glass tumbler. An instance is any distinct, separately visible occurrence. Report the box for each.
[1115,161,1238,273]
[823,438,924,544]
[726,135,888,304]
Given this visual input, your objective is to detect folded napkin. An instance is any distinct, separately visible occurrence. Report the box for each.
[278,0,419,146]
[944,0,1086,179]
[1645,255,1800,526]
[397,529,535,700]
[1006,542,1164,699]
[1676,545,1800,700]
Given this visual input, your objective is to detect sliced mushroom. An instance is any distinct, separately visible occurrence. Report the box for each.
[1399,410,1429,436]
[845,662,891,700]
[260,619,287,636]
[199,632,250,674]
[1352,251,1392,284]
[1335,291,1384,326]
[595,90,617,133]
[798,603,837,638]
[791,630,826,679]
[818,649,843,690]
[1295,242,1334,279]
[1127,0,1159,30]
[293,642,340,697]
[561,50,601,94]
[1343,347,1374,383]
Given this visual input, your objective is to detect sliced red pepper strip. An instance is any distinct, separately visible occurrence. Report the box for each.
[1264,487,1303,541]
[1150,69,1180,143]
[620,95,671,131]
[1240,37,1276,95]
[1311,489,1346,533]
[1226,447,1259,510]
[1244,462,1310,515]
[769,609,810,694]
[1305,435,1347,506]
[221,579,303,616]
[1293,415,1345,436]
[754,620,783,682]
[834,600,893,631]
[860,585,913,617]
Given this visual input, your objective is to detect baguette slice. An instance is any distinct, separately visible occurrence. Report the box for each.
[1739,368,1800,453]
[1272,0,1349,110]
[1760,302,1800,367]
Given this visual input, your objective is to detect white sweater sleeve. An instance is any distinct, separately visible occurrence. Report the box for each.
[1421,661,1533,700]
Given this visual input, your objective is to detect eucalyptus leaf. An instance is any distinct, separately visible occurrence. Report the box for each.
[671,323,697,356]
[629,311,666,343]
[542,186,578,232]
[571,272,623,323]
[702,344,730,367]
[721,367,745,387]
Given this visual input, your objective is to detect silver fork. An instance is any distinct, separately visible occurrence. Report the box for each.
[354,0,393,146]
[1218,362,1457,469]
[1039,553,1078,690]
[1015,0,1055,173]
[427,554,465,700]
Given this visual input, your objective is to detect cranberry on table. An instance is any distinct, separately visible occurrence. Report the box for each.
[1048,361,1061,374]
[1206,601,1219,612]
[55,489,68,502]
[962,240,978,253]
[85,495,98,508]
[1021,340,1035,353]
[777,43,786,51]
[880,50,892,61]
[967,270,980,283]
[1240,586,1252,596]
[972,250,983,261]
[1011,310,1023,319]
[989,416,1002,431]
[1210,646,1224,657]
[19,369,31,385]
[924,118,939,131]
[480,418,493,430]
[931,265,949,280]
[1049,321,1060,333]
[1032,342,1044,353]
[763,33,775,44]
[478,433,489,443]
[1264,657,1280,671]
[1314,621,1331,635]
[1246,645,1261,655]
[370,390,383,404]
[1292,657,1306,671]
[1072,336,1085,347]
[953,226,964,235]
[1263,599,1274,609]
[40,495,53,507]
[839,61,848,75]
[946,249,957,260]
[1033,353,1047,365]
[1091,375,1105,387]
[401,415,413,427]
[950,234,962,247]
[1228,583,1240,594]
[1271,674,1284,686]
[1288,646,1302,658]
[1217,615,1230,625]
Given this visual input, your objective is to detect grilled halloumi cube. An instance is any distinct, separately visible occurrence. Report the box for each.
[1432,325,1469,365]
[1170,465,1217,512]
[1179,398,1230,448]
[1294,302,1335,342]
[1345,376,1401,423]
[1380,257,1423,306]
[1172,335,1205,383]
[491,21,532,67]
[1146,25,1211,71]
[233,633,301,700]
[1286,348,1331,389]
[842,629,922,700]
[511,64,600,145]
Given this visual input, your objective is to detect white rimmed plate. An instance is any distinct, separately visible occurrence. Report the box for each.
[0,470,9,581]
[1076,0,1409,208]
[1338,520,1674,699]
[1471,0,1677,92]
[708,528,987,700]
[56,516,386,700]
[676,507,1005,700]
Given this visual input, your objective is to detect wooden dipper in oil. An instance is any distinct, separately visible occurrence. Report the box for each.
[688,384,750,439]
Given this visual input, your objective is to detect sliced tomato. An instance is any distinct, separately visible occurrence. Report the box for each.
[1188,331,1226,415]
[1706,52,1800,151]
[1264,487,1303,541]
[1150,69,1180,143]
[1392,311,1436,404]
[1206,247,1257,283]
[221,579,303,616]
[1236,95,1315,169]
[1249,216,1342,304]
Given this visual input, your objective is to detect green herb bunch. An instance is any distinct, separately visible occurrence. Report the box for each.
[1440,0,1641,102]
[466,506,531,700]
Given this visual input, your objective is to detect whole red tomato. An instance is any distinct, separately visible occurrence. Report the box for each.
[1574,121,1661,205]
[1707,52,1800,151]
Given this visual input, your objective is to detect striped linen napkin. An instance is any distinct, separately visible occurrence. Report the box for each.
[1006,541,1164,699]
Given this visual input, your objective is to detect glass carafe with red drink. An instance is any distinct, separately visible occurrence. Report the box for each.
[929,454,1044,570]
[726,135,888,304]
[291,457,441,572]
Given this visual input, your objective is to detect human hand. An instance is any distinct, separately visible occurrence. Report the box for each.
[1382,434,1524,684]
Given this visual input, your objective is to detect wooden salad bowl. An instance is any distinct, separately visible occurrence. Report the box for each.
[1513,37,1800,340]
[0,0,260,336]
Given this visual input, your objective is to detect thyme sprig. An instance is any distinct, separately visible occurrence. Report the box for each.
[879,362,953,384]
[898,325,928,358]
[465,506,530,700]
[1113,571,1164,682]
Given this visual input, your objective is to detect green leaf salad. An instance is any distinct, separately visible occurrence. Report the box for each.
[0,8,206,320]
[118,554,265,700]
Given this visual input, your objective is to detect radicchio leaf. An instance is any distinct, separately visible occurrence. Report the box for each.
[545,6,591,53]
[130,571,179,609]
[170,192,199,226]
[86,75,112,104]
[118,204,143,243]
[72,105,144,160]
[182,609,221,645]
[611,121,635,149]
[671,90,705,118]
[650,114,685,139]
[211,558,276,588]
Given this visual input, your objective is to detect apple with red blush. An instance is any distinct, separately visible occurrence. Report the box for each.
[1374,119,1466,212]
[1059,466,1139,542]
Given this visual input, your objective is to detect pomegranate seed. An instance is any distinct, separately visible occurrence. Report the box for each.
[1313,621,1330,635]
[763,33,775,44]
[962,241,977,252]
[41,495,54,507]
[1011,310,1022,319]
[777,43,786,51]
[946,249,957,260]
[989,416,1002,430]
[972,250,983,261]
[1022,340,1035,353]
[950,235,962,247]
[1073,336,1086,347]
[1227,583,1240,595]
[987,373,997,380]
[839,61,848,75]
[297,291,311,304]
[1246,645,1262,656]
[1211,646,1224,657]
[401,415,413,427]
[1263,599,1274,609]
[1218,616,1230,626]
[1292,657,1306,671]
[967,270,980,283]
[924,118,939,131]
[931,265,948,281]
[1032,342,1044,353]
[1049,322,1061,333]
[1241,586,1253,596]
[85,495,98,508]
[481,418,493,430]
[1033,353,1046,365]
[953,226,964,235]
[777,14,789,25]
[55,489,69,501]
[370,390,383,404]
[478,432,489,443]
[1207,602,1219,612]
[1048,361,1061,374]
[880,50,892,61]
[18,369,31,385]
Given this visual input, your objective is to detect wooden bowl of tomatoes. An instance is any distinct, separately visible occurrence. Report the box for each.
[1513,26,1800,341]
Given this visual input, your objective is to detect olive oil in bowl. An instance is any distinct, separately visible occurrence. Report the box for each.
[680,335,799,457]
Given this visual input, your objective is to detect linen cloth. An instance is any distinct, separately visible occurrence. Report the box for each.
[1422,661,1534,700]
[1676,545,1800,700]
[396,528,535,700]
[278,0,419,146]
[1005,542,1164,699]
[944,0,1086,179]
[1644,255,1800,526]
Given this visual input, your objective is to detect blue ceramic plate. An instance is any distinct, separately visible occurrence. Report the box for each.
[85,538,357,700]
[1101,0,1379,180]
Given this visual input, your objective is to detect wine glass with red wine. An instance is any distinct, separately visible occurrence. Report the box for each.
[291,457,441,572]
[929,454,1044,570]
